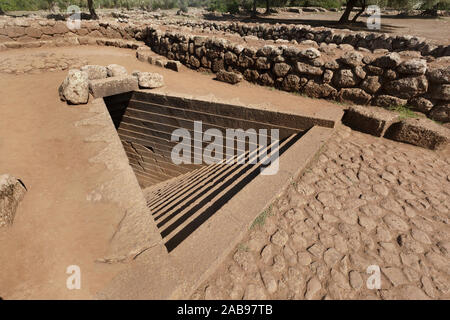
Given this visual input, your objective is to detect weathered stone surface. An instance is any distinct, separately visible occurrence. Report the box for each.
[333,69,359,87]
[373,95,408,108]
[295,62,322,76]
[397,59,427,75]
[340,51,363,67]
[360,76,381,94]
[338,88,372,105]
[386,118,450,150]
[409,97,434,113]
[273,63,291,77]
[216,70,243,84]
[106,64,128,77]
[428,104,450,123]
[384,75,428,99]
[0,174,26,228]
[134,72,164,89]
[372,53,402,68]
[343,105,399,137]
[58,69,89,105]
[281,74,302,92]
[80,65,108,80]
[303,81,336,98]
[165,60,182,72]
[427,66,450,84]
[89,76,138,98]
[430,84,450,100]
[299,47,321,60]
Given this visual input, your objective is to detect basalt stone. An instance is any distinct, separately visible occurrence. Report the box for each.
[385,118,450,150]
[333,69,359,87]
[243,69,259,82]
[427,66,450,84]
[343,105,399,137]
[340,51,364,67]
[430,84,450,100]
[0,174,27,228]
[255,57,271,70]
[324,60,340,70]
[384,75,428,99]
[338,88,372,105]
[259,73,274,86]
[372,53,402,69]
[296,62,323,76]
[373,95,408,108]
[365,65,384,75]
[303,81,337,98]
[59,69,89,105]
[361,76,381,94]
[409,97,434,113]
[298,47,321,59]
[273,62,291,77]
[428,104,450,123]
[165,60,182,72]
[211,59,225,73]
[216,70,243,84]
[323,69,333,84]
[353,66,367,79]
[397,59,427,75]
[282,74,302,92]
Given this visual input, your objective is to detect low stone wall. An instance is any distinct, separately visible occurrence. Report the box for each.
[0,17,145,50]
[1,17,449,125]
[160,20,450,58]
[144,28,450,124]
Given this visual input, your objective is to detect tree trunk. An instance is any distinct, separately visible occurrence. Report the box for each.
[339,0,357,23]
[250,0,257,17]
[351,0,366,22]
[0,6,4,15]
[87,0,98,20]
[265,0,270,15]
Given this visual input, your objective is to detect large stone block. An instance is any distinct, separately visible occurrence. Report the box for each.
[89,76,138,98]
[59,69,89,105]
[385,118,450,150]
[0,174,27,228]
[216,70,243,84]
[343,105,399,137]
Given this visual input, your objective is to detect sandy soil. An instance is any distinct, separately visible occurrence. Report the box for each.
[0,45,342,299]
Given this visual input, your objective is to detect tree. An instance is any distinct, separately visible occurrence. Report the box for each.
[87,0,98,19]
[265,0,270,14]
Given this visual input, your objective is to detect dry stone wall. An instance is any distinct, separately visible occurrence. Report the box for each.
[144,28,450,124]
[160,20,450,58]
[0,17,449,124]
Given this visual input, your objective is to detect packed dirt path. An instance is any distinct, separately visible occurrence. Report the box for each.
[193,125,450,300]
[0,45,342,299]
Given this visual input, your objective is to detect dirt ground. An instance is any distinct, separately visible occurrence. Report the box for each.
[0,45,343,299]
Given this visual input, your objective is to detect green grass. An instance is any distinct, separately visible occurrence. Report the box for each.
[237,243,249,252]
[250,204,273,229]
[388,105,419,120]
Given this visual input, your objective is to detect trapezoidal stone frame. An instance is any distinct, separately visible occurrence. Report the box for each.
[95,88,340,299]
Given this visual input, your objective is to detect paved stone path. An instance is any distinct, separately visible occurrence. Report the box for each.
[192,125,450,300]
[0,52,88,74]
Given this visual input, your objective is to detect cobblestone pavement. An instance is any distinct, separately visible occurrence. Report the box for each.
[192,125,450,300]
[0,52,88,74]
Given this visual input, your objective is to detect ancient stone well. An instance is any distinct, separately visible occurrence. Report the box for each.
[103,90,338,251]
